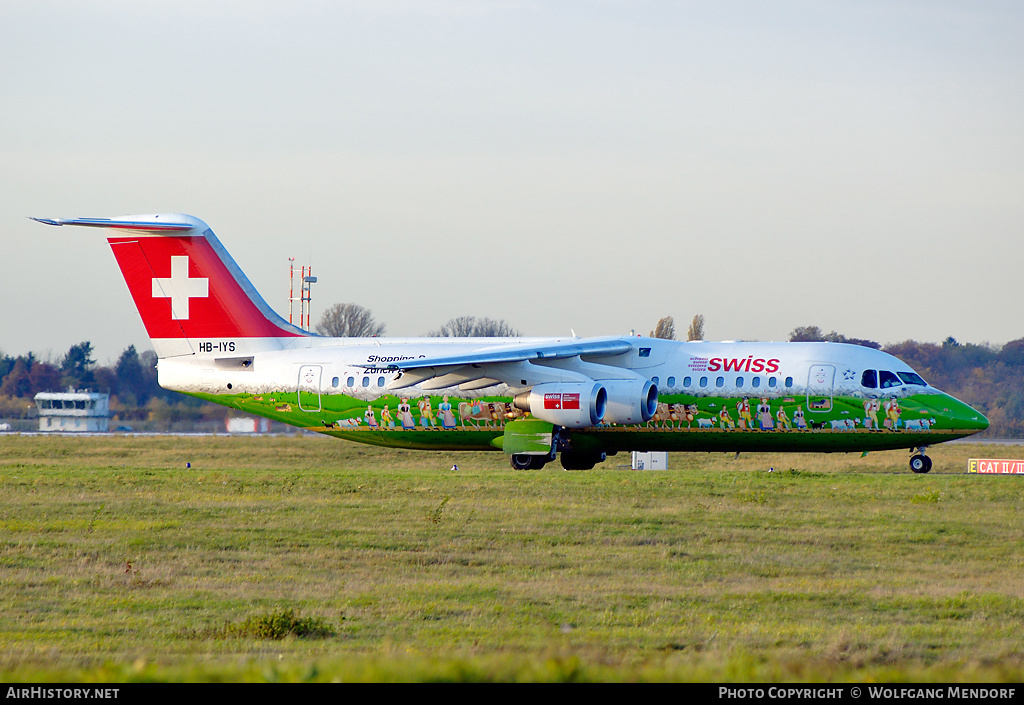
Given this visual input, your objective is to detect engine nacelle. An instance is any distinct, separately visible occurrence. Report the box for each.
[513,382,606,428]
[602,378,658,425]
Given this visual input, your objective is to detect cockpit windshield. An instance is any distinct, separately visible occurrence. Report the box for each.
[862,369,928,389]
[898,371,927,387]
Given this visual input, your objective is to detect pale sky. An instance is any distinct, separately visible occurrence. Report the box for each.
[2,1,1022,364]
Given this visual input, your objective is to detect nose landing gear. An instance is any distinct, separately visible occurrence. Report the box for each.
[909,447,932,474]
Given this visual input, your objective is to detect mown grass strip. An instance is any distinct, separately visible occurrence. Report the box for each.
[0,434,1022,682]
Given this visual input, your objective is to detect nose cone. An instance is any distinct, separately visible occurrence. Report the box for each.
[923,393,989,435]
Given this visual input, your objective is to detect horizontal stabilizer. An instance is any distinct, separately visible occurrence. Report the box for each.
[31,216,195,232]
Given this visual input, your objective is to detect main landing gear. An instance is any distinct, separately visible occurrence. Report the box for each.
[909,447,932,474]
[510,454,549,470]
[508,427,609,471]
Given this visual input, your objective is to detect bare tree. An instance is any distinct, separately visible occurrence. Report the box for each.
[315,303,385,337]
[687,314,705,341]
[429,316,520,337]
[650,316,676,340]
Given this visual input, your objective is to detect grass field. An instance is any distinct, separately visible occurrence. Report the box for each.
[1,433,1022,682]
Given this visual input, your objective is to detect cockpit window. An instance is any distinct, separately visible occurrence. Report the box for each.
[861,370,878,389]
[879,370,902,388]
[897,371,927,386]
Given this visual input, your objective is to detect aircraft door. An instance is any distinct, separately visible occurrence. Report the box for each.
[806,364,835,413]
[298,365,322,412]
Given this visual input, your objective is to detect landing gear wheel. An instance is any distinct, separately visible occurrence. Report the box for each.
[510,454,547,470]
[909,454,932,474]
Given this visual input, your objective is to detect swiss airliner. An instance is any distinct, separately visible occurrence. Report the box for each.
[35,214,988,472]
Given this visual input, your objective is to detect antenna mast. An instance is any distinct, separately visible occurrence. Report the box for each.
[302,266,316,330]
[288,259,316,330]
[288,258,295,325]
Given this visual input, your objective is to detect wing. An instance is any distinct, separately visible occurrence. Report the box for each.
[370,336,639,391]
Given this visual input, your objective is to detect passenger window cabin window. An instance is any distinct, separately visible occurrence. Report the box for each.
[652,376,660,388]
[785,376,793,388]
[332,377,339,388]
[716,376,724,388]
[347,376,355,387]
[879,370,902,388]
[362,376,370,387]
[378,377,386,387]
[667,376,675,387]
[683,376,692,387]
[699,377,708,388]
[752,377,761,388]
[861,370,878,388]
[768,377,777,388]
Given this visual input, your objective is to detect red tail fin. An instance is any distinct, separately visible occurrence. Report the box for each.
[33,214,306,357]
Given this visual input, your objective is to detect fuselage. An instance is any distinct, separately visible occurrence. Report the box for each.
[161,336,988,454]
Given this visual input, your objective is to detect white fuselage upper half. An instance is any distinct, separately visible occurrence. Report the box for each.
[156,336,935,403]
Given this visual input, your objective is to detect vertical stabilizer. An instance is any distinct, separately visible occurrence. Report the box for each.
[32,214,308,357]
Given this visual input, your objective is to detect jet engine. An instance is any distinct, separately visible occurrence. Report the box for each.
[602,378,658,424]
[513,382,606,428]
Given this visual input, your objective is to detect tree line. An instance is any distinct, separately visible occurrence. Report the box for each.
[0,342,217,429]
[0,342,160,405]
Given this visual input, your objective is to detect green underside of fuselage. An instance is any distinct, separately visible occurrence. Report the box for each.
[187,389,986,454]
[313,428,970,453]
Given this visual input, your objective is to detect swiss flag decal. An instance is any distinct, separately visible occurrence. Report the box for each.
[108,235,300,340]
[543,393,580,410]
[151,255,209,320]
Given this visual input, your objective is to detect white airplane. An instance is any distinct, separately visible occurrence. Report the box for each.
[35,214,988,473]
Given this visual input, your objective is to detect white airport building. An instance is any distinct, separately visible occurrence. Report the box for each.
[34,390,110,432]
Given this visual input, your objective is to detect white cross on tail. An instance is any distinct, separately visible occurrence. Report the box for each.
[152,256,209,320]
